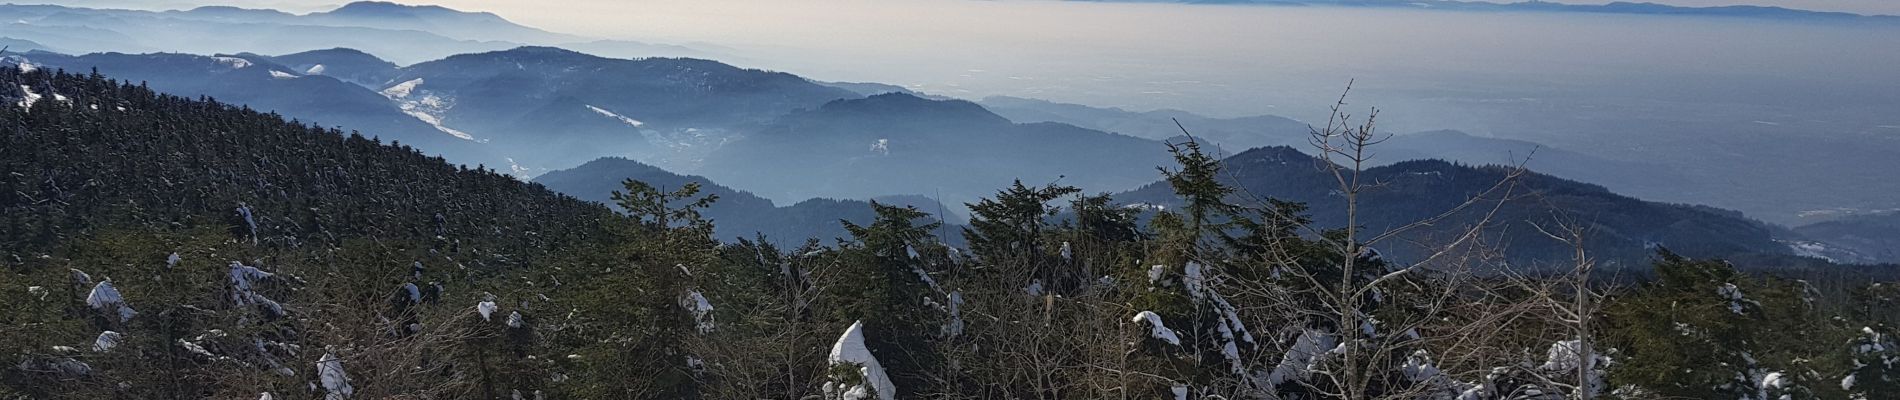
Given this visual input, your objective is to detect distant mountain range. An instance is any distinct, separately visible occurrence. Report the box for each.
[0,50,498,166]
[1079,0,1899,21]
[0,46,860,176]
[4,45,1854,265]
[977,96,1683,191]
[2,1,1891,266]
[0,2,714,64]
[382,46,858,173]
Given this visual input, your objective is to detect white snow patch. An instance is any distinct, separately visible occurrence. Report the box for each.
[1536,339,1610,396]
[1760,371,1787,390]
[477,300,498,321]
[1717,283,1748,314]
[1132,311,1182,346]
[87,281,137,322]
[399,283,421,304]
[1784,240,1838,262]
[681,290,716,333]
[229,261,285,316]
[403,109,477,141]
[213,56,253,69]
[178,339,213,357]
[871,138,890,155]
[1269,329,1337,386]
[229,262,275,307]
[269,70,298,79]
[93,331,123,352]
[381,78,423,99]
[317,352,354,400]
[17,85,41,109]
[943,291,965,338]
[585,105,645,127]
[1183,261,1255,373]
[236,204,258,244]
[824,321,897,400]
[1400,350,1441,381]
[305,64,326,75]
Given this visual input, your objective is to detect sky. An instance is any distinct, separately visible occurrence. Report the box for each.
[38,0,1900,17]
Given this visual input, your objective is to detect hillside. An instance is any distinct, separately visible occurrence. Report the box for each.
[0,50,501,166]
[534,157,962,243]
[701,93,1175,207]
[265,48,402,88]
[0,67,638,398]
[386,46,860,172]
[1116,146,1787,266]
[1794,212,1900,264]
[0,66,621,262]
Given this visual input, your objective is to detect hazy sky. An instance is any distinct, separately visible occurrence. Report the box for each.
[40,0,1900,17]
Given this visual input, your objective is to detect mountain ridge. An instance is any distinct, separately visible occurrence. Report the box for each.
[1115,145,1789,266]
[1078,0,1900,21]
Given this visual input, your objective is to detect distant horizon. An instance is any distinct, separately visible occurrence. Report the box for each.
[26,0,1900,19]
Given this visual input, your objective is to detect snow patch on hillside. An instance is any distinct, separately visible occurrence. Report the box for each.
[585,105,645,127]
[381,79,475,141]
[212,56,253,69]
[403,109,475,141]
[17,85,41,109]
[382,78,423,98]
[269,70,298,79]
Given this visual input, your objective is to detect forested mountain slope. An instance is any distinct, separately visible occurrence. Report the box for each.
[534,157,962,244]
[1116,146,1788,266]
[386,46,860,171]
[0,67,628,398]
[1,50,500,166]
[701,93,1175,206]
[1795,212,1900,264]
